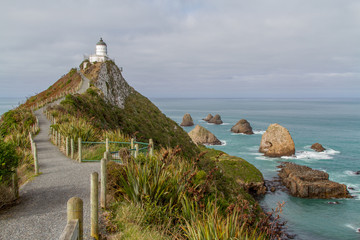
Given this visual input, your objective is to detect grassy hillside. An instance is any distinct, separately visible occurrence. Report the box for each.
[21,68,81,109]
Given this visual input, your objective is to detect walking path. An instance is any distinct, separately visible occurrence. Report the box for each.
[0,74,98,240]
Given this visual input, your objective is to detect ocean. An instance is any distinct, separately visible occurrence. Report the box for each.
[0,98,25,115]
[1,97,359,239]
[151,98,360,240]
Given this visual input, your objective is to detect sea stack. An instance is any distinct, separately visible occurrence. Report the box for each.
[311,143,326,152]
[208,114,223,124]
[188,125,222,145]
[278,162,351,199]
[203,114,213,122]
[231,119,254,135]
[180,113,194,126]
[259,123,295,157]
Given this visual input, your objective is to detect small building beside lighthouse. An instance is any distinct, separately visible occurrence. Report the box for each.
[89,38,109,63]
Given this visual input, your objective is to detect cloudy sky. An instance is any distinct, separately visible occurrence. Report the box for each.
[1,0,359,98]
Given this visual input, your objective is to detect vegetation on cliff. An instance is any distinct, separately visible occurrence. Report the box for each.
[1,60,283,238]
[0,108,36,207]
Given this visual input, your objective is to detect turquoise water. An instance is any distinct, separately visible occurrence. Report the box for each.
[151,98,360,240]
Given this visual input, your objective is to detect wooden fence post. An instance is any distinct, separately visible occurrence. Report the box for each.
[66,137,69,157]
[91,172,99,239]
[12,171,19,199]
[106,138,109,152]
[67,197,83,240]
[100,159,107,209]
[58,132,61,148]
[78,138,82,163]
[55,131,58,146]
[131,138,134,157]
[149,138,154,157]
[34,143,39,175]
[71,138,74,159]
[135,144,139,159]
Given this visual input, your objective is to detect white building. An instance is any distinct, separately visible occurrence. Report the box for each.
[89,38,109,63]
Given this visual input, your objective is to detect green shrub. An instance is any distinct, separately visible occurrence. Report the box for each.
[0,139,19,183]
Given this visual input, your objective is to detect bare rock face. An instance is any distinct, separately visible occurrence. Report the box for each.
[203,114,213,122]
[94,61,133,109]
[231,119,254,135]
[188,125,222,145]
[180,113,194,126]
[278,162,351,199]
[311,143,326,152]
[208,114,223,124]
[259,123,295,157]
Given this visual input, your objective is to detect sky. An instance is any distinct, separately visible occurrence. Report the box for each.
[1,0,359,99]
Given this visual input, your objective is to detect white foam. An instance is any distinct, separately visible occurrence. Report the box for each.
[345,224,360,232]
[221,123,230,125]
[344,170,359,176]
[253,130,265,135]
[281,148,340,161]
[255,155,273,161]
[231,132,246,135]
[220,140,227,146]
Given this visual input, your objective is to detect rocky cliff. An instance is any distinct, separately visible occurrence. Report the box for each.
[278,162,351,199]
[94,61,133,109]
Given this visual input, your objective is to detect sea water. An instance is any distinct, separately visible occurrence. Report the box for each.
[151,98,360,240]
[0,98,24,115]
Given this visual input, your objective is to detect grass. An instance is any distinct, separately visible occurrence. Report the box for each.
[0,108,37,207]
[106,148,284,239]
[20,68,81,109]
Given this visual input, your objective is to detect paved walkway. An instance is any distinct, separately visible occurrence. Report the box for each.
[0,75,98,240]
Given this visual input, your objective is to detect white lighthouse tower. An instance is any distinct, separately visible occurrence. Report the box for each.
[89,38,109,63]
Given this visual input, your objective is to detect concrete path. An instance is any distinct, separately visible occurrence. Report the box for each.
[0,80,99,239]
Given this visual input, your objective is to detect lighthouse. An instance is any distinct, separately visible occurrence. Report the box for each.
[89,38,109,63]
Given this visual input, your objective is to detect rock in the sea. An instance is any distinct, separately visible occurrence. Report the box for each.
[180,113,194,126]
[203,114,213,122]
[188,125,222,145]
[278,162,351,199]
[208,114,223,124]
[311,143,326,152]
[231,119,254,135]
[259,123,295,157]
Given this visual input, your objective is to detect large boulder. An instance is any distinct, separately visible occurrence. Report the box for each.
[208,114,223,124]
[188,125,222,145]
[231,119,254,135]
[311,143,326,152]
[278,162,351,199]
[180,113,194,126]
[203,114,213,122]
[259,123,295,157]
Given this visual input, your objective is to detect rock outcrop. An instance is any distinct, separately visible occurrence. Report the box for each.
[203,114,213,122]
[311,143,326,152]
[180,113,194,126]
[208,114,223,124]
[259,123,295,157]
[231,119,254,135]
[188,125,222,145]
[278,162,351,199]
[94,61,133,109]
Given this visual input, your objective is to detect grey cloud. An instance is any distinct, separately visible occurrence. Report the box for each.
[0,0,359,98]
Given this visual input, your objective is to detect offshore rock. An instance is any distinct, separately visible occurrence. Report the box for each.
[231,119,254,135]
[208,114,223,124]
[203,114,213,122]
[188,125,222,145]
[278,162,351,199]
[311,143,326,152]
[259,123,295,157]
[180,113,194,126]
[94,61,133,109]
